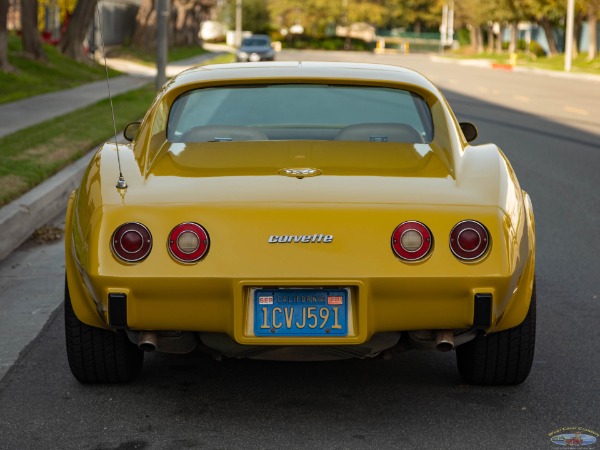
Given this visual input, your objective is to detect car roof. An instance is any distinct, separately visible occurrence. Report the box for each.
[171,61,440,95]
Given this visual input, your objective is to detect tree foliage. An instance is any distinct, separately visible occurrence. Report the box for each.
[268,0,339,36]
[267,0,443,34]
[385,0,441,32]
[224,0,271,34]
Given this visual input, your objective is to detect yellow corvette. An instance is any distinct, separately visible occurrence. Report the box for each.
[64,62,535,385]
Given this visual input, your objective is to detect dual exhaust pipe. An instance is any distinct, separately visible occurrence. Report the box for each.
[139,329,455,353]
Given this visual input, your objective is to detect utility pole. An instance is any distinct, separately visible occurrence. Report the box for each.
[235,0,242,47]
[440,3,448,47]
[440,1,454,49]
[156,0,168,89]
[564,0,575,72]
[448,0,454,47]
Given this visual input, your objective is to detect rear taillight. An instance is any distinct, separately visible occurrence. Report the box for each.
[450,220,490,261]
[111,222,152,262]
[168,222,210,263]
[391,221,433,261]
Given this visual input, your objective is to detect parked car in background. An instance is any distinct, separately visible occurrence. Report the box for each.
[236,34,275,62]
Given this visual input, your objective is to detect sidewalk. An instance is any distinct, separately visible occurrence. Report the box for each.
[0,76,148,139]
[0,51,226,138]
[0,51,227,261]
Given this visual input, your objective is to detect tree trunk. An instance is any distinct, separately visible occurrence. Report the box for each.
[495,25,503,53]
[540,18,559,55]
[171,0,204,46]
[0,27,8,72]
[589,1,598,60]
[476,26,484,53]
[0,0,14,71]
[469,24,483,53]
[133,0,213,51]
[132,0,156,50]
[21,0,46,60]
[573,13,585,57]
[59,0,98,62]
[468,25,477,52]
[486,25,494,53]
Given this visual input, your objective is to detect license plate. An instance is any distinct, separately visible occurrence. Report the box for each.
[253,288,348,336]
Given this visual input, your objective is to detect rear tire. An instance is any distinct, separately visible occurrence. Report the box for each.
[64,278,143,383]
[456,282,536,385]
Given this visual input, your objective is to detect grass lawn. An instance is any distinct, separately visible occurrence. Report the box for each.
[0,33,220,104]
[0,85,157,206]
[106,45,209,66]
[0,42,235,206]
[0,35,121,104]
[524,53,600,73]
[448,49,600,75]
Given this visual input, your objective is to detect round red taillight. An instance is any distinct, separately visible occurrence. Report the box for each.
[168,222,209,263]
[111,222,152,262]
[391,221,433,261]
[450,220,490,261]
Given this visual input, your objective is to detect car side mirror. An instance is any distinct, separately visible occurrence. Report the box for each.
[124,121,141,142]
[460,122,478,143]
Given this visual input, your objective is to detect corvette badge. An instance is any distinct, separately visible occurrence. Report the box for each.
[268,234,333,243]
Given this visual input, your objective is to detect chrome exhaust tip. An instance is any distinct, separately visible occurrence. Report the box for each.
[138,331,158,352]
[435,330,455,352]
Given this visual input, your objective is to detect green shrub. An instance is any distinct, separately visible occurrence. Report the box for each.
[280,35,372,51]
[457,28,470,46]
[529,41,547,57]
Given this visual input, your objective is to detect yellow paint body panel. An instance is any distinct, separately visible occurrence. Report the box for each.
[65,62,535,349]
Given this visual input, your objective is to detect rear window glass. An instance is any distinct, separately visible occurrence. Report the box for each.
[167,84,433,143]
[241,38,269,46]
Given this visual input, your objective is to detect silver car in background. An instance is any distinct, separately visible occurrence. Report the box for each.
[236,35,276,62]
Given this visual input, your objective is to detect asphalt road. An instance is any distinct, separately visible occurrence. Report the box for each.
[0,51,599,450]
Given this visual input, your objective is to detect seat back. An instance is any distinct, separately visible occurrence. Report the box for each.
[179,126,268,143]
[334,123,424,143]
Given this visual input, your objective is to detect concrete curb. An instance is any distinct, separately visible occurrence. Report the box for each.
[429,55,600,82]
[0,147,97,261]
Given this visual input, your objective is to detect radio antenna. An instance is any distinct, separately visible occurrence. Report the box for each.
[96,4,127,189]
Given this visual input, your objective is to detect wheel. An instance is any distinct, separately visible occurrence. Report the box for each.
[64,278,143,383]
[456,281,536,385]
